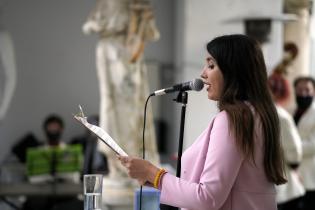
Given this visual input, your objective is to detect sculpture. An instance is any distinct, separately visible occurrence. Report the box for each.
[82,0,160,183]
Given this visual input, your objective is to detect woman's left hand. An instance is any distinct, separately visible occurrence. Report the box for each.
[117,156,159,185]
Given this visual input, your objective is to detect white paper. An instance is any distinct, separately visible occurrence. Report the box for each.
[73,105,128,156]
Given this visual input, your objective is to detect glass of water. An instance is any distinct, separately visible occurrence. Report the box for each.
[84,174,103,210]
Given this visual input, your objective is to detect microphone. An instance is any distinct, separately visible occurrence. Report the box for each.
[151,78,204,96]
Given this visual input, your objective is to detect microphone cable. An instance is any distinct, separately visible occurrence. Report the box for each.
[139,94,152,210]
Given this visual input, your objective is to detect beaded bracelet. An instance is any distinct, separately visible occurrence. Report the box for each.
[153,168,166,189]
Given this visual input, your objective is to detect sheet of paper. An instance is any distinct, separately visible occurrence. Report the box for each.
[73,105,128,156]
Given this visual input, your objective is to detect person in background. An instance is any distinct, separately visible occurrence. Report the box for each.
[23,114,83,210]
[293,76,315,210]
[43,114,65,147]
[10,114,65,166]
[268,75,304,210]
[118,34,286,210]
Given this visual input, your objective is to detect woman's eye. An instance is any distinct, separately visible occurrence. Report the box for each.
[208,64,214,69]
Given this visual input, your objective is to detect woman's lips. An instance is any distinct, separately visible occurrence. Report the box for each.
[204,83,210,91]
[201,80,210,91]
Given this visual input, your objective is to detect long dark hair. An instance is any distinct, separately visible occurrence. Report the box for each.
[207,34,286,185]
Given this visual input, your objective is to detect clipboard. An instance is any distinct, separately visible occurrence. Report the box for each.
[73,105,128,156]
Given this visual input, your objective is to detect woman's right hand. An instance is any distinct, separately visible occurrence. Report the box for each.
[117,155,160,185]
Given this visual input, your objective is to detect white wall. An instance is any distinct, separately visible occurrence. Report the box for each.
[310,0,315,77]
[0,0,175,163]
[174,0,284,149]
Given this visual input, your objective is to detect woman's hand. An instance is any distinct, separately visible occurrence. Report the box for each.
[117,156,159,185]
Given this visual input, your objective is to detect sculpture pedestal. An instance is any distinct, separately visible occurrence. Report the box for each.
[104,204,132,210]
[102,176,136,210]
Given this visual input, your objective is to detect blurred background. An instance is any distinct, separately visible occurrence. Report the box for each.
[1,0,315,209]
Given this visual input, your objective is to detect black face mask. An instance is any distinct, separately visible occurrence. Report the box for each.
[296,96,313,109]
[45,131,62,146]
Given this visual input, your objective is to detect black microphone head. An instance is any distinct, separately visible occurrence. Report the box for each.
[191,78,204,91]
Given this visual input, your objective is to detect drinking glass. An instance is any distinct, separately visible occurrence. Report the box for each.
[84,174,103,210]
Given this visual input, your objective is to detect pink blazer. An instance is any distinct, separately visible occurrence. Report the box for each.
[160,111,277,210]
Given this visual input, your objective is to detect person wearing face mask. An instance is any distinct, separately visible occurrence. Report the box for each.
[117,34,287,210]
[293,76,315,210]
[43,114,65,147]
[23,115,84,210]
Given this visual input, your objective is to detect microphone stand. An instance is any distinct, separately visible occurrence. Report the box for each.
[163,91,187,210]
[174,91,187,178]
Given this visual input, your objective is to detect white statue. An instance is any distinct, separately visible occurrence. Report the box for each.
[82,0,160,185]
[0,29,16,121]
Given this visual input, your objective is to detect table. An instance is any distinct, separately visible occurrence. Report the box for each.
[0,182,83,210]
[0,182,83,197]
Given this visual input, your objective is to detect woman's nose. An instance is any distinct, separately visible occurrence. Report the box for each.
[200,67,207,79]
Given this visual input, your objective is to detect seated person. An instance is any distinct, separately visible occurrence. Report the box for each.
[23,114,83,210]
[26,114,82,183]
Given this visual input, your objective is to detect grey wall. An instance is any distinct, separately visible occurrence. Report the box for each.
[0,0,293,164]
[0,0,175,163]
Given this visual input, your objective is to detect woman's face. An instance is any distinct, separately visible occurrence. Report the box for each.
[201,53,224,101]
